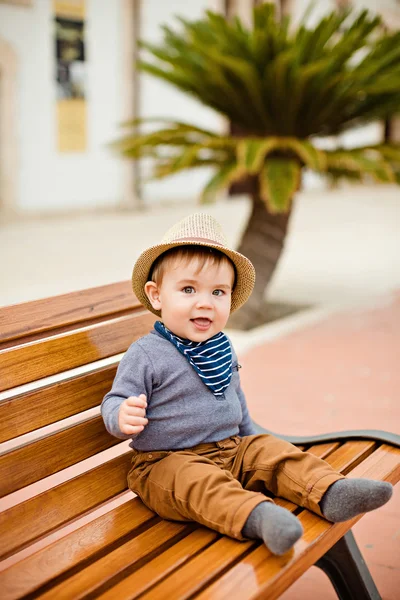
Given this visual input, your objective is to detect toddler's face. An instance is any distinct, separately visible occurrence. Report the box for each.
[148,256,234,341]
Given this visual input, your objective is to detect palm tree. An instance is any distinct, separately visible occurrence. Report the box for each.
[113,3,400,329]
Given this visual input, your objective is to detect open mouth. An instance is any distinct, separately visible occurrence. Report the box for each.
[191,318,212,330]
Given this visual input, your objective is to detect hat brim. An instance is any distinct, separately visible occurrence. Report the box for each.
[132,240,255,317]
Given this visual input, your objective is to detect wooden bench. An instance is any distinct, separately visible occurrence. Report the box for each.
[0,281,399,600]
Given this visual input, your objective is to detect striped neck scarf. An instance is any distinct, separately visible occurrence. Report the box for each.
[154,321,232,397]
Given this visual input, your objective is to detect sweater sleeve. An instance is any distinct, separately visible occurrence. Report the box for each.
[229,341,257,437]
[237,385,257,436]
[101,341,154,440]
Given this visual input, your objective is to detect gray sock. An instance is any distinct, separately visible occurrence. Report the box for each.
[320,478,393,523]
[242,502,303,556]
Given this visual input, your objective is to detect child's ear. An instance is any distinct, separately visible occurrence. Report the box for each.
[144,281,162,311]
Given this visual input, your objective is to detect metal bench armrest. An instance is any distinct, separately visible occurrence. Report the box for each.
[252,421,400,448]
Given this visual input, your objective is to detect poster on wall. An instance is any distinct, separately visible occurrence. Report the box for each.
[53,0,86,152]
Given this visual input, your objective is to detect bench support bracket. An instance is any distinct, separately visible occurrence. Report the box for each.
[316,530,381,600]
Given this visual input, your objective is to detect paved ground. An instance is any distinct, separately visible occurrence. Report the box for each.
[1,183,399,597]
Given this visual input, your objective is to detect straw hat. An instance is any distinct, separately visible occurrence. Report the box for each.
[132,213,255,316]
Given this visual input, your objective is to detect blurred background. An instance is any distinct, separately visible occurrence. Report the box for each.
[0,0,399,316]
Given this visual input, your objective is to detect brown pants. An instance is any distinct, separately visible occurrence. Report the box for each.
[128,434,345,540]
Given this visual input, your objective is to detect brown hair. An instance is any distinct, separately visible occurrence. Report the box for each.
[149,245,236,288]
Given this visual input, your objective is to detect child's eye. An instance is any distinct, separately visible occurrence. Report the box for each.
[183,286,195,294]
[212,289,224,296]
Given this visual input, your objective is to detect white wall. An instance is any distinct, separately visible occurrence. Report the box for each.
[0,0,127,213]
[139,0,225,205]
[288,0,400,28]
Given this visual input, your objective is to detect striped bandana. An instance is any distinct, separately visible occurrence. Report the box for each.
[154,321,232,396]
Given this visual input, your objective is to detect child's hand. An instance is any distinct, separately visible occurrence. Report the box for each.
[118,394,148,435]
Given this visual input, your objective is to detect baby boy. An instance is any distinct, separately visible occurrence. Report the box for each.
[101,213,392,555]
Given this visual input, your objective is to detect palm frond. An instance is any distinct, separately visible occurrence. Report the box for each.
[281,139,328,171]
[200,163,245,204]
[134,4,400,137]
[326,149,396,183]
[259,159,301,212]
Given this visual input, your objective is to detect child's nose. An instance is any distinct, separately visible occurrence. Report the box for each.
[195,293,213,308]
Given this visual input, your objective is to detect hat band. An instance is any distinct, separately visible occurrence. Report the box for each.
[171,236,224,246]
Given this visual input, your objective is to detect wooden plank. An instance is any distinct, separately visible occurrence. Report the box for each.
[38,521,192,600]
[195,444,400,600]
[0,281,136,343]
[0,498,156,600]
[321,439,376,473]
[0,365,118,443]
[139,535,256,600]
[95,529,219,600]
[305,442,340,459]
[347,443,400,482]
[0,451,132,560]
[0,416,120,498]
[0,310,155,392]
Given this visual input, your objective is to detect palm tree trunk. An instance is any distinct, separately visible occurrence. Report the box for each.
[229,192,292,330]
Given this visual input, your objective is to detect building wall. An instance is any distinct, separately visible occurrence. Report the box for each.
[138,0,225,205]
[0,0,128,215]
[286,0,400,28]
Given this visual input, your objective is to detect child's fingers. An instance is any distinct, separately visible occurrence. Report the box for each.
[124,405,147,418]
[123,415,148,427]
[126,395,147,408]
[119,396,148,434]
[120,423,145,435]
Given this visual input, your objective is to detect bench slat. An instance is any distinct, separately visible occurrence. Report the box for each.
[0,282,134,344]
[166,537,260,600]
[0,441,358,599]
[95,528,219,600]
[0,450,132,560]
[0,311,155,392]
[0,416,120,498]
[141,535,257,600]
[320,439,376,473]
[348,443,400,480]
[304,442,340,458]
[0,365,117,443]
[0,498,156,600]
[38,521,193,600]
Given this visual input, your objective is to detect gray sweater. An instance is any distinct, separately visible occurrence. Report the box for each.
[101,329,256,451]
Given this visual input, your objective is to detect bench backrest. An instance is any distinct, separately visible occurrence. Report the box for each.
[0,282,154,561]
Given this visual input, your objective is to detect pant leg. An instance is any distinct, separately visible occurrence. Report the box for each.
[128,446,267,540]
[232,434,345,517]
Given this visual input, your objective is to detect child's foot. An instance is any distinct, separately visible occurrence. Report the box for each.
[242,502,303,556]
[320,478,393,522]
